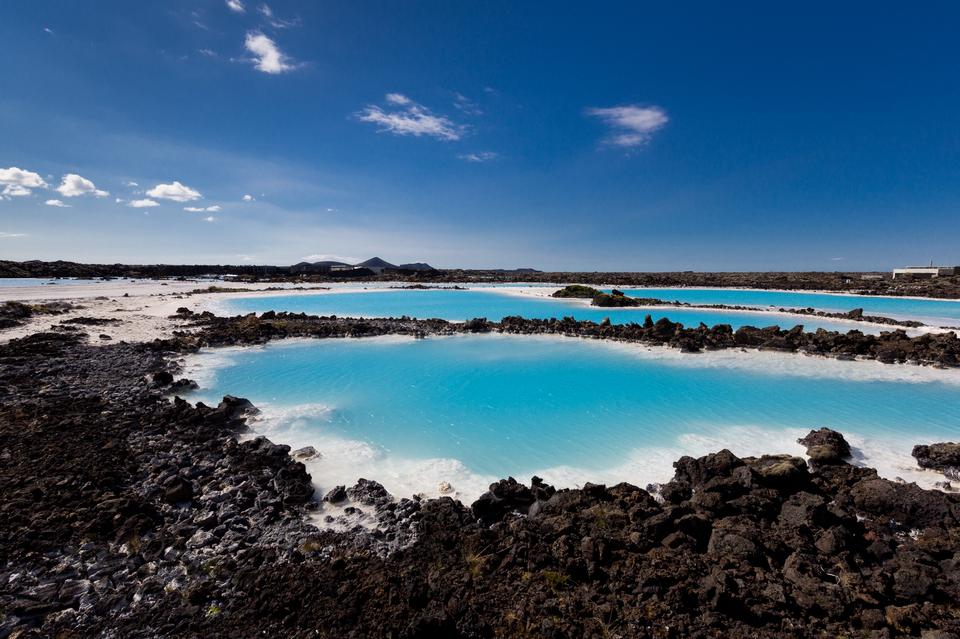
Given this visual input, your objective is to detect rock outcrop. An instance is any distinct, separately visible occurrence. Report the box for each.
[913,442,960,480]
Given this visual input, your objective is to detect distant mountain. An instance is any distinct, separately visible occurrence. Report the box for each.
[357,257,398,269]
[397,262,435,271]
[310,260,350,267]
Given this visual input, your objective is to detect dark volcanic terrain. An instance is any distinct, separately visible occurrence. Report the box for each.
[0,315,959,637]
[5,259,960,299]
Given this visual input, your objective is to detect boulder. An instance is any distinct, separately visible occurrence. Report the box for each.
[471,477,538,524]
[673,450,744,487]
[798,428,852,465]
[323,485,347,504]
[850,478,958,528]
[347,479,392,507]
[215,395,259,421]
[912,442,960,480]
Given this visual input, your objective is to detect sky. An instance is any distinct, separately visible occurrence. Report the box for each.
[2,1,960,270]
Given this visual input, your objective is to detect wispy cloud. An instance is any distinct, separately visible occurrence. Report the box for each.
[56,173,109,197]
[244,32,296,74]
[184,205,221,212]
[302,253,358,263]
[2,185,32,197]
[0,232,27,238]
[258,4,300,28]
[128,199,160,208]
[146,181,201,202]
[453,92,482,115]
[202,215,217,223]
[45,199,70,208]
[226,0,245,13]
[356,94,465,141]
[586,104,668,148]
[458,151,498,163]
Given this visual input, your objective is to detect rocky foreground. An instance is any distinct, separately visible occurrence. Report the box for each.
[0,324,959,638]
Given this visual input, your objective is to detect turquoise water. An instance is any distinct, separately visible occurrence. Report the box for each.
[622,288,960,326]
[189,334,960,499]
[221,289,877,333]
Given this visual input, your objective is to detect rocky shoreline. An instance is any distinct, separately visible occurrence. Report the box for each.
[0,328,958,637]
[553,285,931,328]
[174,309,960,367]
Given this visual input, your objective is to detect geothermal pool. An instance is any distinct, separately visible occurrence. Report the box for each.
[187,333,960,502]
[219,288,905,334]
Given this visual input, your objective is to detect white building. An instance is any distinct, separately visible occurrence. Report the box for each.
[891,266,957,279]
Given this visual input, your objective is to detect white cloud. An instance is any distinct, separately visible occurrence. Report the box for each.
[0,232,27,238]
[56,173,109,197]
[357,94,464,141]
[198,48,217,57]
[586,105,668,148]
[124,180,139,187]
[244,32,295,74]
[0,167,47,197]
[202,215,217,222]
[226,0,245,12]
[385,93,411,106]
[45,199,70,208]
[458,151,498,163]
[302,253,358,263]
[2,185,32,197]
[128,199,160,208]
[258,4,299,28]
[184,205,221,212]
[146,181,201,202]
[242,194,255,201]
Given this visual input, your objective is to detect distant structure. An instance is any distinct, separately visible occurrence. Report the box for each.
[891,265,958,279]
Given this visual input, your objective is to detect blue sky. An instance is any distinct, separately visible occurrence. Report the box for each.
[2,1,959,270]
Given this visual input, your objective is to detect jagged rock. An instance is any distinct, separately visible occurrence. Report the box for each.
[798,427,852,465]
[323,485,348,503]
[471,477,539,524]
[346,479,392,507]
[913,442,960,480]
[215,395,259,420]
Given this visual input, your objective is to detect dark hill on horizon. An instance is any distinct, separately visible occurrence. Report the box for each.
[356,257,397,269]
